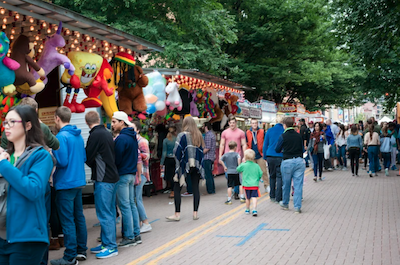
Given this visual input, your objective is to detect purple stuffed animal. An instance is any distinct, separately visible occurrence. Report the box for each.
[33,22,75,84]
[190,90,199,117]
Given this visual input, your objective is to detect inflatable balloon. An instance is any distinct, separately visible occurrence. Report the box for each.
[155,100,166,111]
[146,103,156,114]
[143,71,167,114]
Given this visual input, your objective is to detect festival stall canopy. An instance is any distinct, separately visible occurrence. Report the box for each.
[0,0,164,60]
[379,116,392,123]
[143,68,249,100]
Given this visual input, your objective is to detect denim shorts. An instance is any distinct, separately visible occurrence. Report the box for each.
[330,144,337,158]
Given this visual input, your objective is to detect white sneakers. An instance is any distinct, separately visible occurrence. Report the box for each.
[140,223,152,233]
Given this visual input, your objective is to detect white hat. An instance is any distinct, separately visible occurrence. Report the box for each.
[112,111,133,126]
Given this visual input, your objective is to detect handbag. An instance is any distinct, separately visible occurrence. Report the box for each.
[323,143,331,160]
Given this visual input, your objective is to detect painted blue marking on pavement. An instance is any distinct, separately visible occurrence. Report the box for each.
[216,223,290,246]
[216,235,245,238]
[149,219,160,224]
[262,228,290,231]
[236,223,268,246]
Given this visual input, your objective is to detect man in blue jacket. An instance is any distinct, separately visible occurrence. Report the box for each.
[51,107,87,265]
[263,120,284,203]
[111,111,140,248]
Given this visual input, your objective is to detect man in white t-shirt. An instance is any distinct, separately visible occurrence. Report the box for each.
[219,116,247,201]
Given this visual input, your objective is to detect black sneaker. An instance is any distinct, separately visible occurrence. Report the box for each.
[76,253,87,261]
[135,235,142,244]
[234,194,239,200]
[118,237,137,248]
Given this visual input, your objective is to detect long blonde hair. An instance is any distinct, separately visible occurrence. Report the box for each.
[182,116,204,148]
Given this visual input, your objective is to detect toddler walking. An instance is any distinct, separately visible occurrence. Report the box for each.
[219,141,245,204]
[237,149,263,216]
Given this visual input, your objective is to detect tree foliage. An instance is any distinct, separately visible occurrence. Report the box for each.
[54,0,367,110]
[334,0,400,110]
[54,0,237,76]
[220,0,365,110]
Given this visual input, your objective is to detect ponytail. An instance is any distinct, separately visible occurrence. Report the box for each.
[369,124,375,140]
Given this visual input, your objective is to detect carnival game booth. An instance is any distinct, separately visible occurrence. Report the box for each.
[276,102,308,123]
[142,68,250,177]
[0,0,164,194]
[306,110,324,123]
[260,99,277,129]
[238,100,263,131]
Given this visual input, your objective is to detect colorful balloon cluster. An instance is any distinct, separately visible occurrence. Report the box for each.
[143,71,167,114]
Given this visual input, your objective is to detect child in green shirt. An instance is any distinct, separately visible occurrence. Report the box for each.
[237,149,263,216]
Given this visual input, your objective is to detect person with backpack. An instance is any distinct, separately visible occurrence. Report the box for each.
[0,105,53,264]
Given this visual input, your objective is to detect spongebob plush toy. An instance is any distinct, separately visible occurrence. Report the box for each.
[61,51,103,113]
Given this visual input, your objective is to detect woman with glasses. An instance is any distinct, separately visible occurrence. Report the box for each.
[0,105,53,264]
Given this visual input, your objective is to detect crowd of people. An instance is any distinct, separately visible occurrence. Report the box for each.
[0,97,398,264]
[300,116,400,179]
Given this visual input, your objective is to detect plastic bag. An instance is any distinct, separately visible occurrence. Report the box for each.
[323,143,330,160]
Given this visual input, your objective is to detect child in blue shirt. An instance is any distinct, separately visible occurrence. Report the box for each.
[219,141,244,204]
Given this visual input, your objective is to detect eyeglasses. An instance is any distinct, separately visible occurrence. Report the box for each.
[2,120,22,128]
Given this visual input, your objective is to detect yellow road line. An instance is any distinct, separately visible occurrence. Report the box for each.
[128,168,313,265]
[146,200,264,265]
[127,194,266,265]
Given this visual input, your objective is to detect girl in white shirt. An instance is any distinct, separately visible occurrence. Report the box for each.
[336,124,348,170]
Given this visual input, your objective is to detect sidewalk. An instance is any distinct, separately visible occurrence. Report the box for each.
[49,167,400,265]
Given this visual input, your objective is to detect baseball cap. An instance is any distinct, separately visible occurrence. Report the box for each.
[112,111,133,126]
[308,121,314,124]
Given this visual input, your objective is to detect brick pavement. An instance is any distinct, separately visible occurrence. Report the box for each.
[48,167,400,265]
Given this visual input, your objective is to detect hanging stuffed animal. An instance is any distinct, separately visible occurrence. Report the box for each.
[12,35,46,94]
[109,52,148,119]
[204,91,216,118]
[224,92,232,116]
[0,92,20,132]
[0,32,20,95]
[189,90,199,117]
[175,84,190,115]
[230,95,240,115]
[61,51,103,113]
[195,89,205,117]
[18,22,75,95]
[165,82,182,111]
[83,58,115,114]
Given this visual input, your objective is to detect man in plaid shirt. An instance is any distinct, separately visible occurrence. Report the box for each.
[203,122,216,194]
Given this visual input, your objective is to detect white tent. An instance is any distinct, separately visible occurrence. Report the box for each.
[379,116,392,123]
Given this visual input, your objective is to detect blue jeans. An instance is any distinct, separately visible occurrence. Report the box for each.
[40,183,51,265]
[56,188,88,261]
[203,160,215,194]
[94,182,117,249]
[135,175,148,221]
[281,157,306,210]
[382,152,391,169]
[0,238,47,265]
[115,174,140,239]
[368,146,379,173]
[338,145,347,167]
